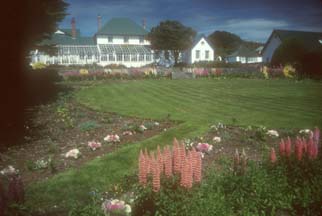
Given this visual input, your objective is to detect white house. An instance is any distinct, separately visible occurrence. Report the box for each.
[183,35,215,64]
[225,45,262,64]
[31,17,154,67]
[262,29,322,63]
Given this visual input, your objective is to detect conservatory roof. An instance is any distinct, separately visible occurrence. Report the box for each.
[99,44,152,55]
[58,45,99,56]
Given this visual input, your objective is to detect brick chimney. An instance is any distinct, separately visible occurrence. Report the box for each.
[71,17,76,38]
[142,18,146,30]
[97,14,102,31]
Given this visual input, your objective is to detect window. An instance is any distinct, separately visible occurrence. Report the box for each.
[124,54,130,62]
[117,53,123,61]
[124,36,129,43]
[139,36,144,43]
[131,55,137,62]
[101,55,107,61]
[109,53,115,61]
[205,50,209,59]
[201,41,205,45]
[146,54,151,61]
[80,52,85,60]
[139,54,144,61]
[108,36,113,43]
[195,50,200,59]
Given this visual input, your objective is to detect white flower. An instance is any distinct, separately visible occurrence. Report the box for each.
[139,125,147,131]
[299,129,312,134]
[124,204,131,213]
[122,131,133,136]
[65,149,81,159]
[104,134,120,142]
[0,165,17,175]
[154,122,160,126]
[213,136,221,143]
[266,130,279,137]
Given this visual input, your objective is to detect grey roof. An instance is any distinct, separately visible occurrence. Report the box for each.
[97,18,148,36]
[227,45,259,57]
[263,29,322,53]
[191,34,214,49]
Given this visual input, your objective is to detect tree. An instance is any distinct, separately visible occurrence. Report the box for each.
[208,31,263,56]
[148,20,196,64]
[208,31,242,56]
[1,1,68,145]
[271,38,306,67]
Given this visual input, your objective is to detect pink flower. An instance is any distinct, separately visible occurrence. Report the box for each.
[104,134,120,142]
[295,137,303,161]
[313,127,320,144]
[285,137,292,157]
[279,139,285,156]
[122,131,133,136]
[196,143,213,153]
[87,141,102,151]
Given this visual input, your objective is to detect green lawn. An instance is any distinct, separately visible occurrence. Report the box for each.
[26,78,322,211]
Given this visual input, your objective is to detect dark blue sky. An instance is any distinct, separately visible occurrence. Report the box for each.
[59,0,322,42]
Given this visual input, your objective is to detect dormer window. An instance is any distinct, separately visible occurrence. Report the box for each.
[124,36,129,43]
[108,36,113,43]
[201,41,205,45]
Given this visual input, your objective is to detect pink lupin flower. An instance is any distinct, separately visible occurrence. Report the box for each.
[279,139,285,156]
[138,150,147,186]
[285,137,292,157]
[295,137,303,161]
[173,138,181,174]
[151,153,160,192]
[157,146,164,174]
[163,146,173,178]
[313,127,320,144]
[270,148,277,163]
[307,137,315,159]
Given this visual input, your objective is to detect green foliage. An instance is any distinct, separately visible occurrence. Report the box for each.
[56,104,74,128]
[31,62,48,69]
[148,20,196,64]
[68,193,104,216]
[208,31,263,56]
[133,175,194,216]
[78,120,100,131]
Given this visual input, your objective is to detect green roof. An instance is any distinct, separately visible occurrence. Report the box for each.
[39,34,95,46]
[60,28,81,37]
[97,18,148,36]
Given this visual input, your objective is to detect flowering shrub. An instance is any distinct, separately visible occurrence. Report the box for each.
[122,131,133,136]
[266,129,279,137]
[101,199,131,216]
[65,149,81,159]
[196,142,213,153]
[104,134,120,143]
[138,138,203,192]
[0,166,17,176]
[212,136,221,143]
[283,64,296,78]
[88,141,102,151]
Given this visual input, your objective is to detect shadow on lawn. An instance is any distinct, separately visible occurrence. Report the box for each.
[0,68,71,151]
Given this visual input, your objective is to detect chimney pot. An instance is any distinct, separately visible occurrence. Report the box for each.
[97,14,102,31]
[71,17,76,38]
[142,18,146,30]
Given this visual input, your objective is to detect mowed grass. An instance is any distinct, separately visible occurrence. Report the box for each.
[26,79,322,211]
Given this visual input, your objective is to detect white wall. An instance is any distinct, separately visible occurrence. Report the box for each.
[96,35,150,45]
[190,38,214,64]
[262,33,282,63]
